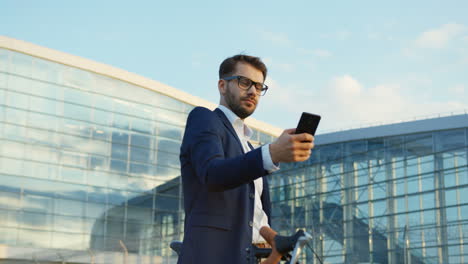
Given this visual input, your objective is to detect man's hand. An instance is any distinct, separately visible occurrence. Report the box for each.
[269,128,315,164]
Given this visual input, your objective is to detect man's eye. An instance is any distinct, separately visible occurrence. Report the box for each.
[239,78,251,86]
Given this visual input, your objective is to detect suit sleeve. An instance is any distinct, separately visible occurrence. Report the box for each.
[184,107,267,192]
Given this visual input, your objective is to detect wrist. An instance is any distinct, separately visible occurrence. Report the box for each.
[269,143,279,164]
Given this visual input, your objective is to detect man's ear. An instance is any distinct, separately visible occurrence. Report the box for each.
[218,79,226,95]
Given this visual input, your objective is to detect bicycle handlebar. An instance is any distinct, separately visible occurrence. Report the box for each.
[258,226,313,264]
[170,227,313,264]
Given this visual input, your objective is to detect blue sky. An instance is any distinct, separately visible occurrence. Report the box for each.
[2,0,467,133]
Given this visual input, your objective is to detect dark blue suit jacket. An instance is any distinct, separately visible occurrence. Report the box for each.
[178,107,271,264]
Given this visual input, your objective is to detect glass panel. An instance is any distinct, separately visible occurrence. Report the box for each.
[28,111,58,131]
[26,128,60,150]
[54,215,84,233]
[5,107,28,126]
[88,170,109,187]
[0,158,24,181]
[127,176,156,192]
[152,93,184,112]
[130,145,151,163]
[158,122,182,140]
[0,191,21,210]
[407,195,420,212]
[51,231,85,250]
[8,74,35,94]
[113,112,130,129]
[1,140,25,159]
[157,138,180,155]
[156,166,180,180]
[0,226,17,244]
[55,198,85,217]
[84,217,104,235]
[110,159,127,172]
[52,181,87,200]
[63,103,92,122]
[107,189,127,205]
[130,162,151,175]
[87,185,108,203]
[60,151,87,168]
[421,192,435,209]
[17,229,51,248]
[405,133,433,156]
[157,151,180,169]
[445,189,458,206]
[63,86,92,106]
[62,67,93,90]
[86,201,108,219]
[0,49,9,72]
[11,52,33,76]
[61,166,86,183]
[28,79,60,99]
[19,211,53,231]
[421,174,434,192]
[31,57,61,83]
[92,108,113,127]
[22,194,54,214]
[92,125,111,142]
[29,95,57,115]
[436,129,465,152]
[6,90,29,109]
[111,129,129,145]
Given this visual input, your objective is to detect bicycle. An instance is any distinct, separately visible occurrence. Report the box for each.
[170,226,321,264]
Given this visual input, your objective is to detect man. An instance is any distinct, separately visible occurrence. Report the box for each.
[178,54,314,264]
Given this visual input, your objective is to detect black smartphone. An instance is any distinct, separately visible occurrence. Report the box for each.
[295,112,321,136]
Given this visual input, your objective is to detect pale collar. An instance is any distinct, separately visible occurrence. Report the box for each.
[217,105,253,140]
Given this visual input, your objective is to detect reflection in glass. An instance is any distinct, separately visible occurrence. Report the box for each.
[0,226,17,244]
[18,229,51,248]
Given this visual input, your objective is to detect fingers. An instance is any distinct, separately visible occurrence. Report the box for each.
[292,133,314,142]
[283,128,296,135]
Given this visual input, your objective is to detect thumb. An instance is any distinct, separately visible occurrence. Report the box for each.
[283,128,296,135]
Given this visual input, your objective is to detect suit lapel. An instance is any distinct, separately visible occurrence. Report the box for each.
[214,108,245,154]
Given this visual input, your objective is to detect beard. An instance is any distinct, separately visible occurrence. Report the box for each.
[225,88,257,119]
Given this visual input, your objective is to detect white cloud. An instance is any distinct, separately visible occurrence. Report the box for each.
[313,49,332,58]
[259,30,292,46]
[263,57,295,73]
[297,48,333,58]
[450,84,466,95]
[415,23,466,49]
[321,31,351,40]
[259,75,468,133]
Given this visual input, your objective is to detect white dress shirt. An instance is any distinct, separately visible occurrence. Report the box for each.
[217,105,279,243]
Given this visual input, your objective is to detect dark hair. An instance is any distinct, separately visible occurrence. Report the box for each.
[219,54,268,81]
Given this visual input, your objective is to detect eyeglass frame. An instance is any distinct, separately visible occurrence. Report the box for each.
[222,75,269,96]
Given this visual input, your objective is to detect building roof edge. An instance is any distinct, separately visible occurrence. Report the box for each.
[0,36,282,136]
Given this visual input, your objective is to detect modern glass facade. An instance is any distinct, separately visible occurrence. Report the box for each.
[3,37,467,264]
[269,124,468,264]
[0,40,277,263]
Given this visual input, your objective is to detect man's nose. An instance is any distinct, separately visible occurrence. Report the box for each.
[246,85,257,96]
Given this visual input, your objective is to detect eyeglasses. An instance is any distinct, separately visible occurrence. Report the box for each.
[222,75,269,96]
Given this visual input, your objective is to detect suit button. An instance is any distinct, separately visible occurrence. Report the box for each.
[249,193,255,199]
[249,221,253,227]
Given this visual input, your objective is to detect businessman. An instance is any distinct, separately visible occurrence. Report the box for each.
[178,54,314,264]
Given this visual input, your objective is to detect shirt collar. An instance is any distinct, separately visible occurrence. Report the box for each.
[217,105,253,140]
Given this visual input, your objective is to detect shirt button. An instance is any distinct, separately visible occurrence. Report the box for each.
[249,193,255,199]
[249,221,253,227]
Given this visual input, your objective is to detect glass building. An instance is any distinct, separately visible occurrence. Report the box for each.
[0,36,279,263]
[269,115,468,264]
[2,36,467,264]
